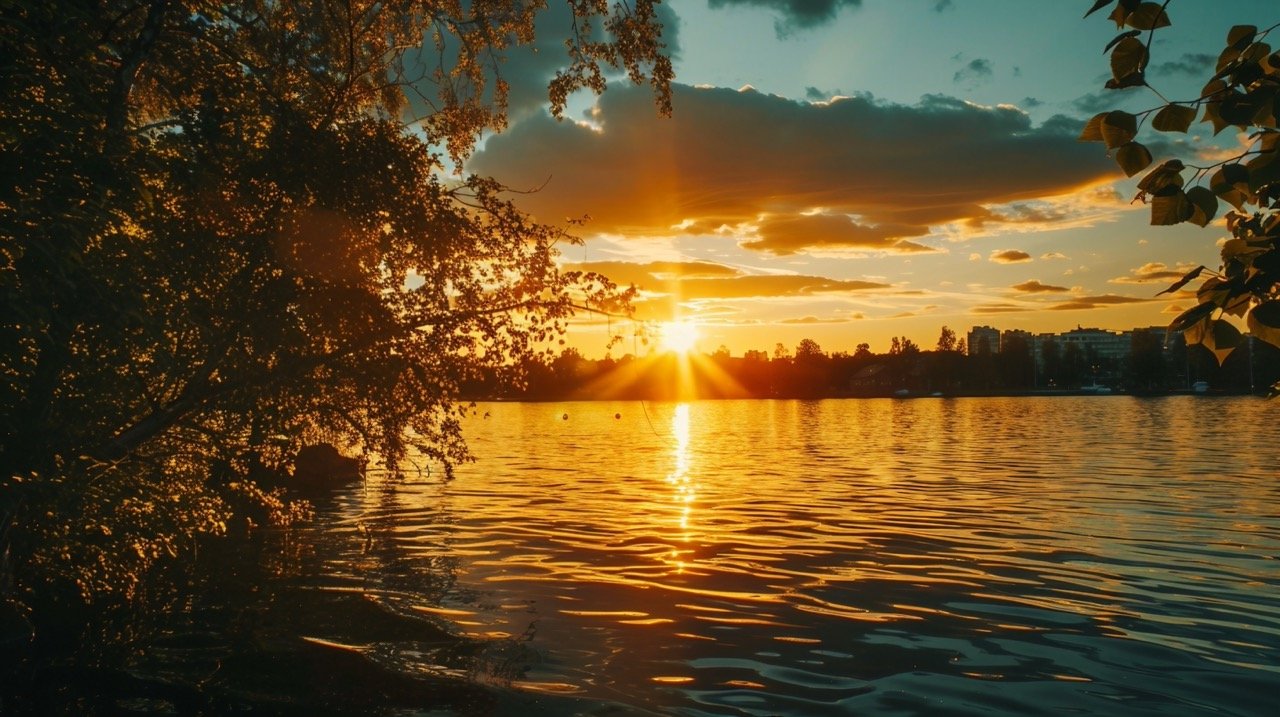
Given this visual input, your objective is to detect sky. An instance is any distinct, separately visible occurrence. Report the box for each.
[460,0,1276,357]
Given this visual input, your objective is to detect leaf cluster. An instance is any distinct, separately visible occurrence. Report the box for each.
[1081,2,1280,389]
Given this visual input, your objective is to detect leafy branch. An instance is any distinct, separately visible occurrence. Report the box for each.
[1080,1,1280,390]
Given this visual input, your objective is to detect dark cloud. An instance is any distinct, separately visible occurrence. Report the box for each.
[1011,280,1069,293]
[1110,261,1199,284]
[1021,96,1043,108]
[563,260,889,300]
[1152,53,1215,76]
[471,84,1118,251]
[805,85,844,101]
[1071,87,1144,115]
[1048,294,1150,310]
[1038,113,1090,136]
[990,250,1032,263]
[954,58,994,84]
[933,0,954,12]
[707,0,863,34]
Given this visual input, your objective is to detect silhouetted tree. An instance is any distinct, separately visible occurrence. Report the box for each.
[1127,331,1171,390]
[936,326,957,352]
[795,338,825,360]
[1,0,672,606]
[998,334,1035,389]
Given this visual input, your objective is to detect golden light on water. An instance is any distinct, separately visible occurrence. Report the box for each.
[665,403,695,573]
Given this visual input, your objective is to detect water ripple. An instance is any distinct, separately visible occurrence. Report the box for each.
[308,398,1278,716]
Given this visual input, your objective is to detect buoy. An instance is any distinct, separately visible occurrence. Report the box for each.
[615,413,621,419]
[562,413,569,420]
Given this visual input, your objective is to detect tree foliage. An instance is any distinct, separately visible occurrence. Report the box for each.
[1080,1,1280,394]
[0,0,671,602]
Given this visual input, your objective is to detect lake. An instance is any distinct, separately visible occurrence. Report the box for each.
[223,397,1278,716]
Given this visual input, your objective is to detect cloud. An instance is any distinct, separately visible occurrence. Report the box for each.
[564,260,739,288]
[779,315,851,324]
[946,185,1127,242]
[672,274,890,299]
[953,58,994,85]
[1109,261,1199,284]
[742,213,936,255]
[990,249,1032,263]
[1040,251,1068,260]
[1072,89,1142,114]
[969,253,982,261]
[934,0,954,11]
[805,86,844,101]
[1048,294,1150,310]
[1152,53,1215,76]
[471,85,1118,251]
[972,302,1030,314]
[563,260,890,300]
[1161,303,1186,314]
[1011,280,1069,293]
[707,0,862,33]
[1021,96,1043,108]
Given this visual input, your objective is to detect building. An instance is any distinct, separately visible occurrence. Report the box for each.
[967,325,999,356]
[1057,326,1131,362]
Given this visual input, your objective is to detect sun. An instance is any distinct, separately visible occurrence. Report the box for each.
[659,321,700,355]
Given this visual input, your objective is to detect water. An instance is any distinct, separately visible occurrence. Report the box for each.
[268,398,1278,715]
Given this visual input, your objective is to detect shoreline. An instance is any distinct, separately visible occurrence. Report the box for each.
[467,388,1264,402]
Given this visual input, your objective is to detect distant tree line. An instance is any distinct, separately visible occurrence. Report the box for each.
[468,327,1280,400]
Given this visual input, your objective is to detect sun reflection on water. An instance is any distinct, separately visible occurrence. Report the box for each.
[665,403,695,573]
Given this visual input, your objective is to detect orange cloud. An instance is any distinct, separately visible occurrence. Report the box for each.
[564,260,890,301]
[990,249,1032,263]
[1109,261,1200,285]
[971,302,1030,314]
[742,213,936,255]
[779,315,852,324]
[470,85,1118,252]
[1048,294,1150,310]
[566,260,739,289]
[1011,280,1069,293]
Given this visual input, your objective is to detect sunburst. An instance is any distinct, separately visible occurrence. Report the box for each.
[659,321,700,355]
